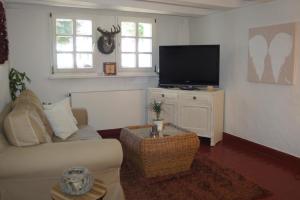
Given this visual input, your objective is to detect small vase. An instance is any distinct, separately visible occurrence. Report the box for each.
[150,125,159,138]
[59,166,94,195]
[153,120,164,132]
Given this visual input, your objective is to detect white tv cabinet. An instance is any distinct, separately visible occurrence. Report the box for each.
[147,87,224,146]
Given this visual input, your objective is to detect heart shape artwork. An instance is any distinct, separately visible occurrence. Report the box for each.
[249,32,293,83]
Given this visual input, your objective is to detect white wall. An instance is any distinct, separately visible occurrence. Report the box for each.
[6,3,190,103]
[0,62,10,111]
[190,0,300,157]
[71,90,147,130]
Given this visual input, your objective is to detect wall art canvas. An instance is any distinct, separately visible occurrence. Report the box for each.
[248,23,299,85]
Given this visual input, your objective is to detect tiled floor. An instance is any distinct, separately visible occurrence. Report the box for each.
[99,129,300,200]
[199,137,300,200]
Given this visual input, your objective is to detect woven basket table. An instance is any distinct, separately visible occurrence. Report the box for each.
[120,123,200,178]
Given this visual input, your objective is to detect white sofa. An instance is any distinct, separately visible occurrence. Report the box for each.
[0,91,125,200]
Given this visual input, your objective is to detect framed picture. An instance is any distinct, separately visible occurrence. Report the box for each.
[103,62,117,75]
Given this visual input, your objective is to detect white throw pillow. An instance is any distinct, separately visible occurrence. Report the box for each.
[44,99,78,140]
[45,98,78,124]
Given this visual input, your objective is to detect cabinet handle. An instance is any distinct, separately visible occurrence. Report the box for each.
[193,96,197,100]
[161,94,165,98]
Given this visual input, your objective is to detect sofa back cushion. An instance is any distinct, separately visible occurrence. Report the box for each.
[12,90,54,137]
[4,103,52,147]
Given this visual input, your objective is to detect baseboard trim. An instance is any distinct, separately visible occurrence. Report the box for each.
[223,132,300,174]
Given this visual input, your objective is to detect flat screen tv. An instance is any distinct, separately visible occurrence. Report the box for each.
[159,45,220,87]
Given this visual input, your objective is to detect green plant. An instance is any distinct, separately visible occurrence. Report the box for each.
[9,68,31,101]
[150,100,163,120]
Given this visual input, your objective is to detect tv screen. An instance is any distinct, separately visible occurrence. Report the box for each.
[159,45,220,86]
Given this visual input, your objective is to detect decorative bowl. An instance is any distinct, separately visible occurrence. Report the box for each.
[59,166,94,195]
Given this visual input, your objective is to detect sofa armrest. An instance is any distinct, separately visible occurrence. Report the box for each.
[0,139,123,179]
[72,108,88,126]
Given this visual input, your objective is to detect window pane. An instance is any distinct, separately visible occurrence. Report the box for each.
[76,36,93,52]
[56,36,73,51]
[121,22,136,37]
[76,20,92,35]
[138,23,152,37]
[57,53,74,69]
[138,38,152,53]
[56,19,73,35]
[76,53,93,68]
[121,53,136,68]
[121,38,136,52]
[139,54,152,68]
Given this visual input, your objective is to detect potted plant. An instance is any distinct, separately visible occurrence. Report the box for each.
[9,68,31,101]
[150,100,164,132]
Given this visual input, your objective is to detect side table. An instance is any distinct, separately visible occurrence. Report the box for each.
[51,179,107,200]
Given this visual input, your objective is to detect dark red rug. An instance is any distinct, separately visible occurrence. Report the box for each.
[120,155,271,200]
[98,129,271,199]
[98,129,121,140]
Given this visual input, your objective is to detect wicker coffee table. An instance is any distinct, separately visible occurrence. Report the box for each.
[120,123,200,178]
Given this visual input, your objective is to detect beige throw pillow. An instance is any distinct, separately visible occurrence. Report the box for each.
[13,89,55,137]
[4,104,52,147]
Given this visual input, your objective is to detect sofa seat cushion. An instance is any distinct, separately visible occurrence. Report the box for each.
[53,125,102,142]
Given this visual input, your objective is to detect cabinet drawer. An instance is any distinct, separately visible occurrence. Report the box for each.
[179,94,211,105]
[149,92,178,101]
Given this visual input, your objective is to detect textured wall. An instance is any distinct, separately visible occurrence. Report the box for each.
[190,0,300,157]
[6,3,190,102]
[6,3,190,129]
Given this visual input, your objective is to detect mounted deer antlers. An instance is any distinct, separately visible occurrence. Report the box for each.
[97,25,121,35]
[96,25,121,54]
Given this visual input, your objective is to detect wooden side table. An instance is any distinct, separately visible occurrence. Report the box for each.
[51,179,107,200]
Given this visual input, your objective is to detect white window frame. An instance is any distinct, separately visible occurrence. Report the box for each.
[50,13,96,74]
[117,17,157,73]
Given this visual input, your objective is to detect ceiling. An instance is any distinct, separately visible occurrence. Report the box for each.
[4,0,274,16]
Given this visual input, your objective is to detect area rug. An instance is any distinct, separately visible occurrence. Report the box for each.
[120,156,271,200]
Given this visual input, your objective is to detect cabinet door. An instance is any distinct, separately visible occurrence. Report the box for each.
[148,99,177,124]
[161,101,177,124]
[148,90,178,124]
[178,104,211,137]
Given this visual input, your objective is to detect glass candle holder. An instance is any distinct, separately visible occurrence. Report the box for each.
[59,166,94,195]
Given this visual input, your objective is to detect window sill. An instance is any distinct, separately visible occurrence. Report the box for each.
[49,72,158,79]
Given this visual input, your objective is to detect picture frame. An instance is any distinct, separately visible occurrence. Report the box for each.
[103,62,117,75]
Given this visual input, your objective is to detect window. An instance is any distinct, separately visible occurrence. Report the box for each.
[53,17,94,72]
[119,18,155,70]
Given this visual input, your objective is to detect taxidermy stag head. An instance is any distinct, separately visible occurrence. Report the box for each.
[97,25,121,54]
